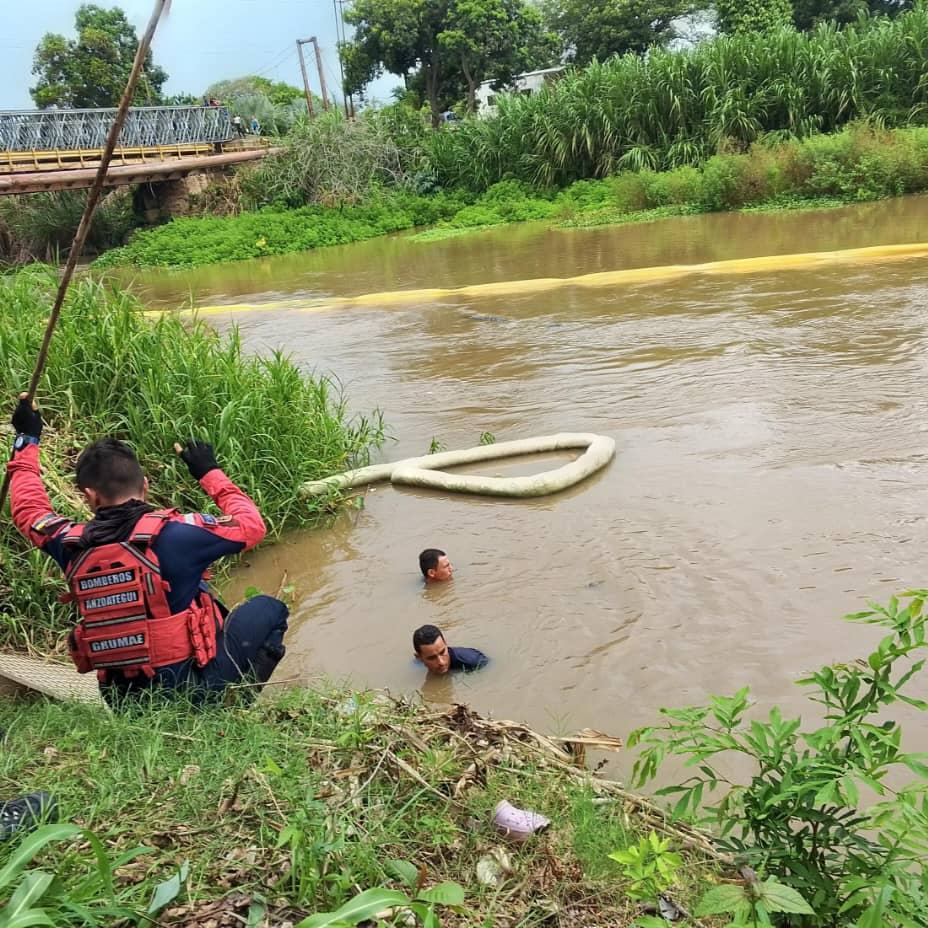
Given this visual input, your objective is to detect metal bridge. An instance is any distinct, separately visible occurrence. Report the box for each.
[0,105,272,195]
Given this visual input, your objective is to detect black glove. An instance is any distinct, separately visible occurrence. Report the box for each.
[179,440,219,480]
[11,394,42,440]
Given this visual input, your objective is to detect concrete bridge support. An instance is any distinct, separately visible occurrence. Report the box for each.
[136,171,214,223]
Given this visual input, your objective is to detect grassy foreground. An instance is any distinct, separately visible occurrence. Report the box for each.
[0,687,721,927]
[95,124,928,269]
[0,267,382,655]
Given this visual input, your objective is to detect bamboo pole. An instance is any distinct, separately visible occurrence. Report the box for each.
[1,0,173,512]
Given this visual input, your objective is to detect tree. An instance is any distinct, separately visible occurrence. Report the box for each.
[792,0,913,31]
[543,0,692,66]
[204,76,319,135]
[341,0,553,126]
[162,92,200,106]
[439,0,557,112]
[715,0,793,33]
[31,4,167,108]
[205,76,306,108]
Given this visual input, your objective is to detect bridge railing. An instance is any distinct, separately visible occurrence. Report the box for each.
[0,105,233,153]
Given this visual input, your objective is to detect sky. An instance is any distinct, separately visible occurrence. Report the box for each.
[1,0,401,111]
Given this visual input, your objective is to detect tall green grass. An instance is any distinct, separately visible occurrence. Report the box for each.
[0,189,137,265]
[426,10,928,189]
[0,266,382,651]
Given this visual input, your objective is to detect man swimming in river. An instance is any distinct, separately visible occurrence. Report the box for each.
[413,624,488,674]
[419,548,453,582]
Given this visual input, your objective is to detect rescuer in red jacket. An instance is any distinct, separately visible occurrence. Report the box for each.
[7,394,288,704]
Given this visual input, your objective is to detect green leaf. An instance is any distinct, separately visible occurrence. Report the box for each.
[902,757,928,779]
[385,859,419,888]
[0,911,56,928]
[607,850,635,865]
[295,889,411,928]
[81,828,117,902]
[146,860,189,915]
[4,871,55,918]
[416,882,465,906]
[694,884,747,916]
[855,886,893,928]
[758,879,815,915]
[0,824,82,893]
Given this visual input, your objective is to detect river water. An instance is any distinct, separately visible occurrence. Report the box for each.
[128,197,928,752]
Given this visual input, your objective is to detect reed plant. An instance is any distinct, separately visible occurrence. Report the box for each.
[0,189,136,265]
[0,266,382,652]
[426,9,928,190]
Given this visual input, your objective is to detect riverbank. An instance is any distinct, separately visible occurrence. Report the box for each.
[0,267,382,655]
[0,686,722,927]
[94,123,928,270]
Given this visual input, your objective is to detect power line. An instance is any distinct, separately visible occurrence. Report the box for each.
[252,42,300,77]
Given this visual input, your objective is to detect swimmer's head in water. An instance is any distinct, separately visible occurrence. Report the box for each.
[419,548,453,582]
[413,624,451,674]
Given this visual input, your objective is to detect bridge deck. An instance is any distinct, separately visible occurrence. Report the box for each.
[0,146,278,195]
[0,142,218,173]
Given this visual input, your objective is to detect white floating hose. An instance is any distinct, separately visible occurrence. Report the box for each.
[299,433,615,499]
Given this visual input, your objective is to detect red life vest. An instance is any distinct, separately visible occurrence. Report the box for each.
[61,510,221,681]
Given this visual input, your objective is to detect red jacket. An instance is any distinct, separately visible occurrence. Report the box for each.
[8,443,266,615]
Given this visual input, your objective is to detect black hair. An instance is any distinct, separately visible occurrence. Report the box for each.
[418,548,445,578]
[413,624,444,652]
[75,438,145,501]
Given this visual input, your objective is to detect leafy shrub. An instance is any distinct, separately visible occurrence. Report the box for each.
[607,173,651,212]
[241,109,428,210]
[642,166,704,206]
[630,592,928,927]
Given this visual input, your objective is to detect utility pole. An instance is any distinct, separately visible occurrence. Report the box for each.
[308,36,331,112]
[296,39,315,118]
[332,0,350,117]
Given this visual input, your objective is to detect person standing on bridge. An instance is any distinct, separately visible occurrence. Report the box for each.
[7,395,289,706]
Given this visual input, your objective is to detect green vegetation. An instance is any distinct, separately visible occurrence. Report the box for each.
[94,188,470,268]
[541,0,690,66]
[239,108,431,210]
[97,123,928,269]
[0,189,135,265]
[31,3,168,108]
[205,75,320,137]
[427,11,928,189]
[0,267,382,653]
[4,598,927,926]
[341,0,555,126]
[0,688,718,926]
[630,592,928,926]
[11,9,928,270]
[715,0,794,34]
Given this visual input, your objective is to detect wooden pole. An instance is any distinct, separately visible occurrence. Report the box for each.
[310,37,330,112]
[297,40,316,118]
[1,0,172,512]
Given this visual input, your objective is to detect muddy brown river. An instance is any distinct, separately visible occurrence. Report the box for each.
[128,197,928,759]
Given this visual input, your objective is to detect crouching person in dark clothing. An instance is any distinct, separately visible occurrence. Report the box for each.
[7,394,288,705]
